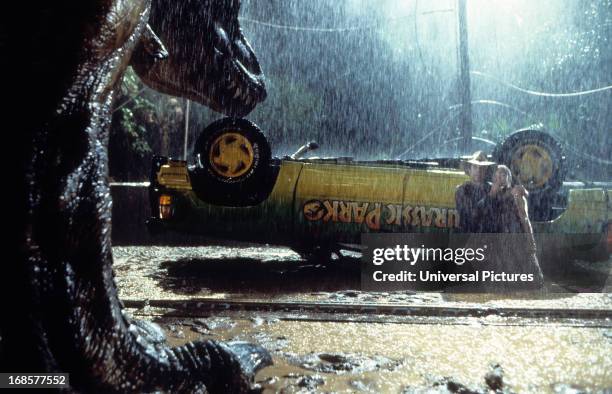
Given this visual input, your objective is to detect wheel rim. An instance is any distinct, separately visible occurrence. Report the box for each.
[510,144,553,189]
[209,132,255,178]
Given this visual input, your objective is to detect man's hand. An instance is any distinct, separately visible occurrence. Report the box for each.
[511,185,528,199]
[489,182,501,196]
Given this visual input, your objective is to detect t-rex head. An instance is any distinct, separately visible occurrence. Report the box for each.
[132,0,266,117]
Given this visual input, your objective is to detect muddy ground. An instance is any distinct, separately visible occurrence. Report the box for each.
[114,245,612,393]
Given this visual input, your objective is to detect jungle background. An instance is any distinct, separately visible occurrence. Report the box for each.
[108,0,611,182]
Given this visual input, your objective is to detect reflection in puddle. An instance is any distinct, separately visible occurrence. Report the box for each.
[152,316,612,393]
[116,246,612,392]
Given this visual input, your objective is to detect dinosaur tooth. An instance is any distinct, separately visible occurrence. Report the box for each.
[233,88,241,99]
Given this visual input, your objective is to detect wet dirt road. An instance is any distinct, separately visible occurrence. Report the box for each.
[114,245,612,393]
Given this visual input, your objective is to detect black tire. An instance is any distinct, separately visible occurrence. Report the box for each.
[192,118,272,206]
[493,129,566,221]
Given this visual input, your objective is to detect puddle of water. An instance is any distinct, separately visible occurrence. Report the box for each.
[153,316,612,393]
[115,245,612,392]
[113,246,612,311]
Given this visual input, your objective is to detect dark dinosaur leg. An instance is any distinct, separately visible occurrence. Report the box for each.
[6,1,270,392]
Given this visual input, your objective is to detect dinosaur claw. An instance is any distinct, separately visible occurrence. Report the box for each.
[142,24,168,60]
[203,341,273,393]
[225,341,273,378]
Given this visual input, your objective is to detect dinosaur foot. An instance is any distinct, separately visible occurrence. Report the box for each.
[226,341,273,380]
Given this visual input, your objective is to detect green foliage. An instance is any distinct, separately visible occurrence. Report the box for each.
[109,67,155,180]
[117,107,151,159]
[117,68,155,157]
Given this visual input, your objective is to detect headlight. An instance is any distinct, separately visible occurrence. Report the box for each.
[159,194,173,219]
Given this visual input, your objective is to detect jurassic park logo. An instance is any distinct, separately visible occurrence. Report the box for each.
[302,199,459,231]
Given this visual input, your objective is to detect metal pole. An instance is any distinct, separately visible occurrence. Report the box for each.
[183,99,191,160]
[457,0,472,153]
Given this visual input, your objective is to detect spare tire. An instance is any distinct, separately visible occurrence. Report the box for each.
[192,117,272,206]
[493,129,566,220]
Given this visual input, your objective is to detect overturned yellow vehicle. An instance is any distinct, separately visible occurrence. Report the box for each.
[148,118,611,264]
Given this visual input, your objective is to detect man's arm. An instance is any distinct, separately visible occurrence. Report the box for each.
[512,186,532,233]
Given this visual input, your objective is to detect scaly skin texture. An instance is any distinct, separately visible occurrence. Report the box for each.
[132,0,267,117]
[6,0,269,392]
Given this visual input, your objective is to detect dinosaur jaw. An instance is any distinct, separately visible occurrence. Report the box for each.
[135,58,266,118]
[212,52,267,117]
[131,0,267,118]
[133,54,266,118]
